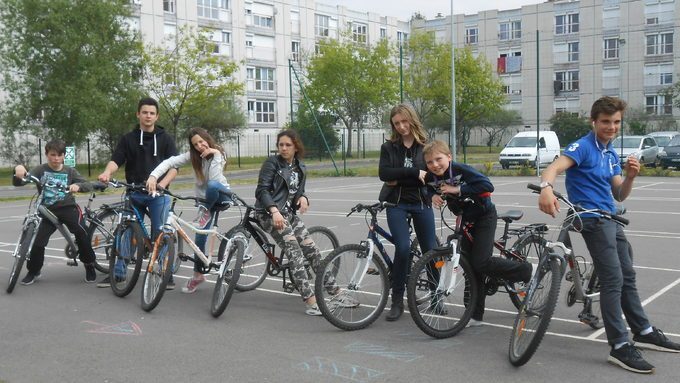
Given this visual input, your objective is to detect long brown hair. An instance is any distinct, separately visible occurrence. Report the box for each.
[188,127,224,183]
[277,129,305,159]
[389,104,428,145]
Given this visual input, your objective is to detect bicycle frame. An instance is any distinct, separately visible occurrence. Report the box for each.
[164,210,230,272]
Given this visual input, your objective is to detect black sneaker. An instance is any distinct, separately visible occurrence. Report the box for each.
[166,276,175,291]
[385,302,404,321]
[84,264,96,283]
[633,327,680,353]
[96,276,111,288]
[20,272,41,285]
[608,343,655,374]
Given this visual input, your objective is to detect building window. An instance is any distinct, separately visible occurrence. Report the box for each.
[555,70,579,92]
[602,66,620,90]
[245,34,253,47]
[291,41,300,62]
[164,23,176,50]
[602,6,620,29]
[555,13,579,34]
[646,94,672,115]
[248,100,276,123]
[316,14,330,37]
[397,31,408,44]
[553,42,578,63]
[646,32,673,55]
[198,0,229,19]
[465,26,478,45]
[499,20,521,41]
[568,41,579,62]
[163,0,175,13]
[247,67,275,91]
[603,38,619,59]
[644,63,674,86]
[291,10,300,34]
[380,27,387,40]
[351,23,367,43]
[253,14,272,28]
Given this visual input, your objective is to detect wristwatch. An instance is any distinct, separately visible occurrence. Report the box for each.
[539,181,553,189]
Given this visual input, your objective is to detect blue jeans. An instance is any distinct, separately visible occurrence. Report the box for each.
[129,191,171,242]
[580,217,650,346]
[386,203,437,301]
[194,181,232,272]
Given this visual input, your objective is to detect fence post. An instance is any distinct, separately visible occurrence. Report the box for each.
[87,139,91,177]
[237,135,241,168]
[38,138,42,164]
[267,134,271,157]
[342,131,346,176]
[363,132,366,158]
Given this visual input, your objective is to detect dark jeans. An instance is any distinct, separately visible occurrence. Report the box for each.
[194,181,232,272]
[461,208,531,320]
[580,217,650,345]
[129,191,170,242]
[27,205,95,274]
[386,202,437,302]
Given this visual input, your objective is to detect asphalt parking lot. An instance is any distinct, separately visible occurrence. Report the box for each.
[1,176,679,382]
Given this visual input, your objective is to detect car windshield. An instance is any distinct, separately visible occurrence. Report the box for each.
[653,136,674,147]
[611,137,641,149]
[506,137,537,147]
[668,135,680,146]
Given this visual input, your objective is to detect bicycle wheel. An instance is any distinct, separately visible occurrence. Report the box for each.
[141,233,175,312]
[407,248,479,338]
[314,244,390,331]
[211,237,245,318]
[304,226,340,282]
[109,221,145,297]
[229,225,269,291]
[508,233,547,309]
[409,236,442,305]
[87,209,118,273]
[508,256,562,367]
[7,222,36,294]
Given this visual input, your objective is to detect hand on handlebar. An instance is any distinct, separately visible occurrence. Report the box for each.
[146,176,158,195]
[538,188,560,218]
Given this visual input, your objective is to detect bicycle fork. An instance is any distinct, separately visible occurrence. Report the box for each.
[436,238,462,296]
[347,240,376,290]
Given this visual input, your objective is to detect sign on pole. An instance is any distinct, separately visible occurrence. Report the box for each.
[65,146,76,167]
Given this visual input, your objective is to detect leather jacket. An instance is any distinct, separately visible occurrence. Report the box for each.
[255,155,308,213]
[378,139,431,205]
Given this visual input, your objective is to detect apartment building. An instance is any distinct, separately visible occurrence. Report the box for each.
[131,0,410,131]
[412,0,679,130]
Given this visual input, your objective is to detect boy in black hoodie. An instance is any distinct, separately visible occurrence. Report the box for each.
[96,97,178,288]
[423,140,532,327]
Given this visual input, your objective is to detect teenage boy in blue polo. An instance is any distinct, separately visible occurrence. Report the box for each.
[538,96,680,374]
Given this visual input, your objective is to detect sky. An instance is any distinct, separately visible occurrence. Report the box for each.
[329,0,544,20]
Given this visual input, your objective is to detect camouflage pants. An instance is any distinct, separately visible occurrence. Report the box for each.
[258,211,321,300]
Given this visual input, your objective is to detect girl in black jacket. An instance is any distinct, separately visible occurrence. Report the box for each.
[255,129,323,316]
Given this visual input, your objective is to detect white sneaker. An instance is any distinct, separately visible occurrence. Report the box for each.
[467,319,484,328]
[305,303,322,316]
[193,206,212,228]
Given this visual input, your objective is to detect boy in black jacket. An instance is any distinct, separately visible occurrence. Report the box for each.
[423,140,532,326]
[13,140,96,285]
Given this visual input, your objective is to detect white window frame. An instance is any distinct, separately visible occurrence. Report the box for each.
[603,38,620,59]
[499,20,521,41]
[644,63,674,86]
[163,0,175,14]
[291,41,300,62]
[465,26,478,45]
[248,100,276,123]
[352,23,368,44]
[380,27,387,40]
[315,14,330,37]
[555,13,579,35]
[645,94,673,115]
[646,32,673,55]
[555,70,579,92]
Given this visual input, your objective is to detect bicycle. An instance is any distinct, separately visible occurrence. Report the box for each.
[507,183,630,366]
[405,200,548,338]
[314,201,436,331]
[139,187,245,318]
[7,175,105,293]
[224,195,339,295]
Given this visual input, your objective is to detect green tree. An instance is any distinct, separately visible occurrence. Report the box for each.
[474,109,523,152]
[285,106,340,159]
[624,107,652,135]
[143,25,244,142]
[549,112,591,145]
[304,37,399,157]
[0,0,143,154]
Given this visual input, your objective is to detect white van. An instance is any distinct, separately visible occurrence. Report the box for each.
[499,131,561,169]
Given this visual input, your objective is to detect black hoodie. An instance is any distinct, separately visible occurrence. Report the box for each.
[111,125,178,184]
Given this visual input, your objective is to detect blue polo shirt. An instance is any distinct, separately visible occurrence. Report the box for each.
[563,131,621,214]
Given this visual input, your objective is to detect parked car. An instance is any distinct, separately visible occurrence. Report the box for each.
[648,131,680,152]
[658,134,680,169]
[610,135,659,167]
[498,131,561,169]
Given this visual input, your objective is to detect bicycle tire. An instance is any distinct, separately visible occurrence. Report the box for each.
[230,225,270,292]
[87,209,118,274]
[314,244,390,331]
[109,221,145,297]
[406,248,479,338]
[211,237,245,318]
[409,236,442,305]
[141,233,175,312]
[508,233,547,309]
[7,222,36,294]
[508,256,562,366]
[291,226,339,286]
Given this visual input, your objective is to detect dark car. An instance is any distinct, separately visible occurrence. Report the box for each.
[658,134,680,169]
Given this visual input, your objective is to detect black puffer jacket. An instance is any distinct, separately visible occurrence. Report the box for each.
[255,155,308,213]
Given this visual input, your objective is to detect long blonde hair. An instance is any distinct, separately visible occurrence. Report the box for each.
[389,104,428,145]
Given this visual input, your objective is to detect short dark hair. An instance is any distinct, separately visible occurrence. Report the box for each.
[44,139,66,155]
[591,96,627,121]
[138,97,159,113]
[277,129,305,159]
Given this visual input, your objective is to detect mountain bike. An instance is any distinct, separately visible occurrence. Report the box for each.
[139,187,244,318]
[7,175,105,293]
[508,183,630,366]
[314,202,436,331]
[225,195,338,295]
[406,201,548,338]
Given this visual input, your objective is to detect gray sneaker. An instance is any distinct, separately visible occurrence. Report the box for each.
[608,343,655,374]
[633,328,680,353]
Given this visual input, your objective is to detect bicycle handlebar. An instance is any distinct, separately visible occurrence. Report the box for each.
[527,183,629,226]
[22,174,70,193]
[346,201,396,217]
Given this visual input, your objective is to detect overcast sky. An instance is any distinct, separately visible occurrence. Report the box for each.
[328,0,544,19]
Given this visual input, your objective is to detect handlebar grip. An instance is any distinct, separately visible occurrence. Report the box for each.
[611,214,629,226]
[381,202,397,208]
[527,183,564,199]
[92,182,107,192]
